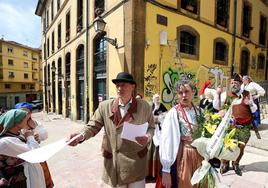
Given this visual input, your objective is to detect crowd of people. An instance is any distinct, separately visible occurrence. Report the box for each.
[0,71,265,188]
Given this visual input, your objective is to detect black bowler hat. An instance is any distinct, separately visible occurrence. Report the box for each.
[112,72,136,85]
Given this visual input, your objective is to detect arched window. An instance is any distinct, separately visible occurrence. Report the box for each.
[93,36,107,111]
[177,25,200,59]
[65,52,71,118]
[76,45,84,120]
[51,61,56,112]
[213,38,229,65]
[57,58,62,114]
[258,53,265,70]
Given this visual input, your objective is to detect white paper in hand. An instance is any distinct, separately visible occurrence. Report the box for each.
[121,122,148,143]
[17,134,82,163]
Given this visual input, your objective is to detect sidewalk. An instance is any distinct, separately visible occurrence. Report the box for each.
[247,117,268,151]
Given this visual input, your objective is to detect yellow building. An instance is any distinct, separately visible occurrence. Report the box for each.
[0,39,42,109]
[35,0,268,120]
[143,0,268,106]
[35,0,132,122]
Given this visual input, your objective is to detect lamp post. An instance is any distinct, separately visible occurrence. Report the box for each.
[93,15,118,48]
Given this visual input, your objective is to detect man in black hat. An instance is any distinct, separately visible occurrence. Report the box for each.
[213,73,257,176]
[68,72,154,187]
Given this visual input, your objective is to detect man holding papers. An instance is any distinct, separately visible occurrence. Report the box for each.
[68,72,154,188]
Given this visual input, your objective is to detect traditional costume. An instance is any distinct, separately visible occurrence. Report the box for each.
[14,102,53,188]
[147,98,167,181]
[0,109,46,188]
[157,103,205,188]
[213,74,257,176]
[241,76,265,127]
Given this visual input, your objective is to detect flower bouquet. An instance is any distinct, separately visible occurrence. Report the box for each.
[190,106,241,187]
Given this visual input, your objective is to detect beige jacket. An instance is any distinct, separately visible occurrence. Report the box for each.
[81,97,155,186]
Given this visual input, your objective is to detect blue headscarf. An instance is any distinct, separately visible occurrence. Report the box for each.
[15,102,33,111]
[0,109,28,136]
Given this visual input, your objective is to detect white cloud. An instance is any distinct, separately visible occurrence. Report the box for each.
[0,1,41,48]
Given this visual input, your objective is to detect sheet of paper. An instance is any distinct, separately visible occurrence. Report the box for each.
[121,122,148,143]
[17,134,82,163]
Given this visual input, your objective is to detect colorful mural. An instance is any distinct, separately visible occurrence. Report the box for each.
[161,67,196,106]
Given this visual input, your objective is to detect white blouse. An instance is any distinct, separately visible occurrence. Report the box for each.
[0,136,39,157]
[241,82,265,98]
[0,136,46,188]
[159,106,198,173]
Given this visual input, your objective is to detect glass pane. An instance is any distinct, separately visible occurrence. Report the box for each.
[180,31,196,55]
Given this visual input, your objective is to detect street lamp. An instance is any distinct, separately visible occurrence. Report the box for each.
[93,14,118,49]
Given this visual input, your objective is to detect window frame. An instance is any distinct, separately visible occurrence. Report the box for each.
[94,0,105,18]
[215,0,230,29]
[23,50,28,57]
[51,0,54,21]
[52,31,55,53]
[58,22,61,49]
[8,72,14,78]
[24,73,29,79]
[24,62,28,68]
[77,0,83,33]
[66,11,71,42]
[8,59,14,66]
[177,25,200,60]
[257,53,265,70]
[259,14,267,46]
[7,47,13,53]
[241,0,252,38]
[213,38,229,65]
[178,0,200,16]
[5,84,11,89]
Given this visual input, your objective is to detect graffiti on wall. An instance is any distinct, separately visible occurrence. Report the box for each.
[144,64,158,98]
[161,67,196,105]
[196,65,229,91]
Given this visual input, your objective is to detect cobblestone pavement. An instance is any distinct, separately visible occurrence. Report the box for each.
[32,112,268,188]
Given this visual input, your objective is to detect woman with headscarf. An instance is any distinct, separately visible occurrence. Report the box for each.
[14,102,53,188]
[0,109,46,188]
[242,75,265,127]
[14,102,48,143]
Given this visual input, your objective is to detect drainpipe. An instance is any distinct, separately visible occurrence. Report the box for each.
[43,29,48,112]
[230,0,237,76]
[85,0,89,123]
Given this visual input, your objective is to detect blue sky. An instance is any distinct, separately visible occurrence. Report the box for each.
[0,0,41,48]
